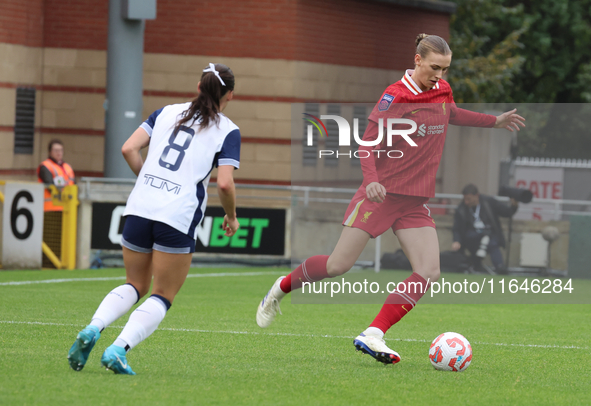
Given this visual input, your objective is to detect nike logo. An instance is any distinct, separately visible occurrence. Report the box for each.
[402,305,409,313]
[115,353,128,369]
[410,109,421,114]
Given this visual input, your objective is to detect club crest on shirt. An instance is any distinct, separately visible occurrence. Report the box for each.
[378,94,395,112]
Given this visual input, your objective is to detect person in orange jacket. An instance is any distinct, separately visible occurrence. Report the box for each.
[37,139,75,211]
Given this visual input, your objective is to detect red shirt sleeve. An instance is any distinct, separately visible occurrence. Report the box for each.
[449,104,496,128]
[359,121,380,186]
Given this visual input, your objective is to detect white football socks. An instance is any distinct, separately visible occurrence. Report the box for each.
[114,296,169,350]
[89,284,139,331]
[363,327,385,339]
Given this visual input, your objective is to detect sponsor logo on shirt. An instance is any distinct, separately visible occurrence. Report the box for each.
[143,174,181,195]
[416,124,445,137]
[427,124,445,135]
[418,124,426,137]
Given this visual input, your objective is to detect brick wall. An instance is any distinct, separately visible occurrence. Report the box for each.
[43,0,108,50]
[0,0,451,183]
[295,0,450,70]
[37,0,449,71]
[144,0,299,61]
[0,0,44,47]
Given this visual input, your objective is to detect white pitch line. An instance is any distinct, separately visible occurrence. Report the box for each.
[0,271,286,286]
[0,320,588,351]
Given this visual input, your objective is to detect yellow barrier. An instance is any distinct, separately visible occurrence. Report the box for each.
[61,185,78,269]
[42,241,63,269]
[47,184,79,270]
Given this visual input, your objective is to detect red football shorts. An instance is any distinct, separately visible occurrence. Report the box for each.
[342,187,435,238]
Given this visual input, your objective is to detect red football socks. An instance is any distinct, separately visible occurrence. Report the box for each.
[369,272,430,333]
[279,255,330,293]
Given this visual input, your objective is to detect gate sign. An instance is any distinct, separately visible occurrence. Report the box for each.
[91,203,286,256]
[513,167,564,221]
[1,182,44,268]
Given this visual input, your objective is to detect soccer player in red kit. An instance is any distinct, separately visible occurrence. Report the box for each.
[256,34,525,364]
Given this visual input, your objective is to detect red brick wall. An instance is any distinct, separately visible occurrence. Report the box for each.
[144,0,450,70]
[295,0,450,70]
[7,0,450,71]
[0,0,44,47]
[43,0,108,50]
[144,0,299,60]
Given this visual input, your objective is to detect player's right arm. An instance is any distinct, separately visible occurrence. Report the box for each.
[360,87,405,203]
[122,127,150,176]
[358,121,387,203]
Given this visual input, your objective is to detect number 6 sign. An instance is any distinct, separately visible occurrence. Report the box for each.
[2,182,44,269]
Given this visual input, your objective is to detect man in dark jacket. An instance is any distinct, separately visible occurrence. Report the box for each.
[451,184,518,273]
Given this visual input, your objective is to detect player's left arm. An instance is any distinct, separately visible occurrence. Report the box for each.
[216,128,241,236]
[449,104,497,127]
[493,109,526,132]
[217,165,239,237]
[122,127,150,176]
[448,88,525,130]
[450,105,525,131]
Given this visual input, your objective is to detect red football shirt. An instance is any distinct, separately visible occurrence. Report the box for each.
[360,70,496,197]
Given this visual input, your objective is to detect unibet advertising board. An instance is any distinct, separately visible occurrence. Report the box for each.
[91,203,286,256]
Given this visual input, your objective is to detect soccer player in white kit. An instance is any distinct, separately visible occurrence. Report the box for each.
[67,63,241,375]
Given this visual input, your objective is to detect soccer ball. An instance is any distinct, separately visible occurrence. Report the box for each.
[429,332,472,372]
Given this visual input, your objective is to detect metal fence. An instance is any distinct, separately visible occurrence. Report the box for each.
[79,177,591,215]
[80,177,591,272]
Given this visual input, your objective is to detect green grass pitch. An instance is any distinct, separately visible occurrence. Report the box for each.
[0,267,590,405]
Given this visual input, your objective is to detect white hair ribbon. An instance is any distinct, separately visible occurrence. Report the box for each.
[203,63,226,86]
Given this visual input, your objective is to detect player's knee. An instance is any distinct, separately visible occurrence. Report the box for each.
[428,267,441,282]
[416,267,440,283]
[326,257,353,277]
[127,281,150,298]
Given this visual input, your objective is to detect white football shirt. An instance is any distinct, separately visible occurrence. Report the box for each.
[124,102,241,238]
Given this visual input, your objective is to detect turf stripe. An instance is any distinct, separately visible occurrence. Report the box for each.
[0,271,286,286]
[0,320,588,351]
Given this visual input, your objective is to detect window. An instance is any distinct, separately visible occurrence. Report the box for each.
[14,87,36,154]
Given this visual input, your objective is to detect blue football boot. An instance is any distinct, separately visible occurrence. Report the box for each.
[68,325,100,371]
[101,345,136,375]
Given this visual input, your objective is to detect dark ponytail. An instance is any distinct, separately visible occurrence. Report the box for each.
[175,63,235,131]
